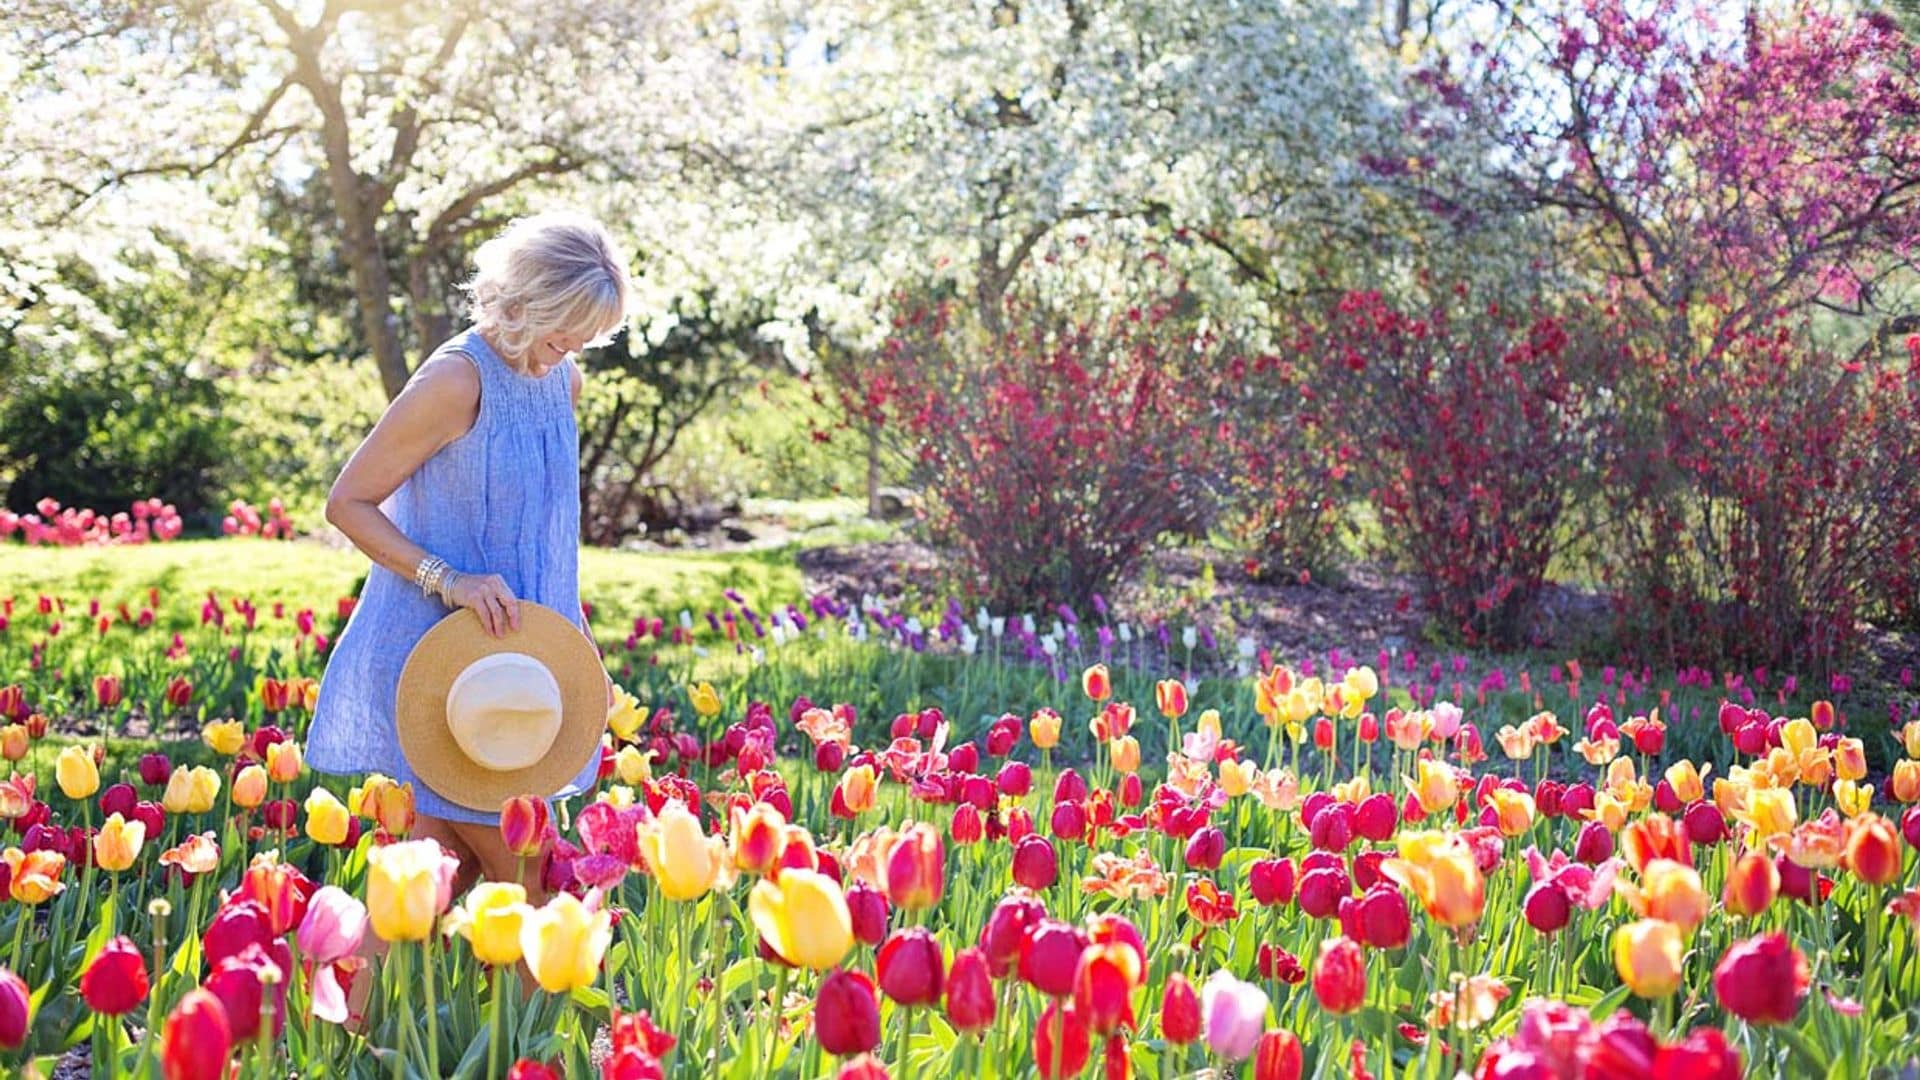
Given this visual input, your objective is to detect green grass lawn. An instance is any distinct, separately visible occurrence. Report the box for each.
[2,537,813,639]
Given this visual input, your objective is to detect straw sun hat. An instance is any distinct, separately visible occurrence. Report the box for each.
[396,602,606,813]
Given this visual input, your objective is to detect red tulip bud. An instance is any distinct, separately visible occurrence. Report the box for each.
[945,947,996,1033]
[815,970,881,1056]
[1159,972,1201,1044]
[161,987,235,1080]
[1312,936,1365,1014]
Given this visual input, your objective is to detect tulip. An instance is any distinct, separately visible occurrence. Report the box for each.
[637,800,724,901]
[137,752,172,788]
[1723,852,1779,917]
[231,765,268,810]
[507,1061,562,1080]
[202,719,247,757]
[1073,942,1143,1034]
[1012,834,1058,890]
[92,812,145,872]
[1381,831,1484,928]
[0,968,25,1049]
[1202,969,1269,1061]
[831,764,878,819]
[1034,1001,1092,1078]
[1082,664,1111,703]
[1621,859,1707,931]
[56,745,99,800]
[202,900,273,968]
[302,788,350,847]
[1158,971,1202,1044]
[81,935,148,1015]
[1249,857,1297,906]
[846,881,889,947]
[0,727,26,763]
[1030,708,1063,750]
[1573,820,1613,864]
[1185,826,1226,870]
[206,943,288,1041]
[1109,735,1141,775]
[1712,932,1808,1025]
[296,885,368,964]
[100,782,137,819]
[1254,1029,1304,1080]
[687,681,722,718]
[884,823,944,910]
[1344,884,1412,949]
[1021,919,1088,998]
[731,802,787,873]
[500,795,552,857]
[161,987,234,1080]
[1612,919,1684,998]
[876,927,945,1006]
[1312,936,1366,1015]
[1155,679,1189,719]
[92,674,122,709]
[837,1056,891,1080]
[946,947,996,1033]
[749,868,852,971]
[355,775,416,836]
[1523,881,1571,933]
[520,892,613,993]
[366,838,456,942]
[1846,814,1902,885]
[3,847,65,904]
[1405,759,1457,815]
[816,969,882,1056]
[456,882,530,967]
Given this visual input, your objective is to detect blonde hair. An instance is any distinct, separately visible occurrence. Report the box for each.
[462,211,631,370]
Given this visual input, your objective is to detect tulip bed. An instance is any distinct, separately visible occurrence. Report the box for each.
[0,580,1917,1079]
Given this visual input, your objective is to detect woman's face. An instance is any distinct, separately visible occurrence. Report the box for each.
[527,324,596,372]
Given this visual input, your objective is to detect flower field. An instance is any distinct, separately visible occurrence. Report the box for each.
[0,581,1917,1079]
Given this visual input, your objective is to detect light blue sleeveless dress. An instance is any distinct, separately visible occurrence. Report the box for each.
[308,327,600,824]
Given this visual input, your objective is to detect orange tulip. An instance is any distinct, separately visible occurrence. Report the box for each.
[1404,759,1458,816]
[1381,831,1484,928]
[1081,664,1112,703]
[2,847,66,904]
[1618,859,1707,932]
[1154,679,1189,720]
[1110,736,1141,775]
[1620,814,1691,874]
[1845,815,1901,886]
[1488,789,1535,837]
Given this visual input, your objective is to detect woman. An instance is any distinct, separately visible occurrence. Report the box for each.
[309,210,630,898]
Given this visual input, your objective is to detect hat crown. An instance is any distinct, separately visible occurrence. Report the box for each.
[444,652,562,772]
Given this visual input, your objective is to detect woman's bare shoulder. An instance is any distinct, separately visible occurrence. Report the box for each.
[385,351,482,441]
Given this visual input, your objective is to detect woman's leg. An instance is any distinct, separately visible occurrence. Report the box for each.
[447,819,548,905]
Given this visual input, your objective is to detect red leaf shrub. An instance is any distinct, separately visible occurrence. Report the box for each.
[849,285,1236,610]
[1284,286,1618,647]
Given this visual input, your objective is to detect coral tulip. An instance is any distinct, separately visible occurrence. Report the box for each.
[3,847,65,904]
[231,765,268,810]
[92,812,145,872]
[1846,814,1902,885]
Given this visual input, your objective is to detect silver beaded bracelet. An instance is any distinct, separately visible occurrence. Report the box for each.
[414,555,457,606]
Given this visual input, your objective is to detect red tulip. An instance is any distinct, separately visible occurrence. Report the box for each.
[1053,769,1090,805]
[1573,820,1613,864]
[93,674,122,709]
[203,900,274,968]
[1020,919,1088,998]
[945,947,995,1033]
[1712,932,1809,1025]
[1354,794,1397,842]
[815,969,881,1056]
[1012,835,1058,890]
[1034,1001,1092,1079]
[1254,1029,1304,1080]
[205,943,288,1041]
[80,935,149,1015]
[979,894,1044,978]
[1341,884,1411,949]
[950,803,984,845]
[138,753,173,787]
[1248,858,1296,906]
[0,967,28,1049]
[1050,800,1087,842]
[164,676,194,710]
[1184,826,1226,870]
[1523,881,1571,934]
[1159,972,1201,1044]
[876,928,944,1006]
[161,987,233,1080]
[1651,1027,1742,1080]
[997,761,1033,797]
[845,882,889,947]
[1296,865,1350,920]
[507,1061,563,1080]
[1723,852,1778,917]
[837,1056,891,1080]
[1846,815,1901,885]
[1257,943,1305,984]
[1312,936,1365,1014]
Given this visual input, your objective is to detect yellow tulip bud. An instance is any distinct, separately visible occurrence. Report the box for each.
[638,800,724,902]
[458,882,530,967]
[92,812,146,872]
[202,719,247,757]
[231,765,269,810]
[1613,919,1684,998]
[304,788,350,846]
[366,839,453,942]
[266,741,303,784]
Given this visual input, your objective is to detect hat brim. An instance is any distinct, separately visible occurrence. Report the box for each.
[396,602,605,814]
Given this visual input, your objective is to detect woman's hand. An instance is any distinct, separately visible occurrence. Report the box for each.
[448,573,521,638]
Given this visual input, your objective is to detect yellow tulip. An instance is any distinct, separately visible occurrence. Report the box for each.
[1780,718,1818,757]
[1405,759,1458,815]
[1495,725,1537,761]
[266,741,303,784]
[1618,859,1706,932]
[520,892,613,993]
[1664,761,1707,805]
[1331,774,1371,805]
[748,868,853,971]
[1489,789,1536,837]
[304,788,350,846]
[232,765,269,810]
[614,745,651,786]
[456,882,530,967]
[1738,787,1798,844]
[366,839,452,942]
[606,686,644,742]
[1109,736,1141,775]
[687,682,722,719]
[56,745,99,800]
[202,719,247,757]
[1029,708,1062,750]
[92,812,146,872]
[2,847,66,904]
[1381,830,1485,929]
[351,775,416,836]
[1342,665,1379,702]
[1901,719,1920,761]
[638,800,724,901]
[1613,919,1684,998]
[1834,779,1873,819]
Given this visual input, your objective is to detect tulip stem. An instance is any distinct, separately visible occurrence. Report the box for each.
[421,939,441,1078]
[8,910,25,977]
[488,966,504,1080]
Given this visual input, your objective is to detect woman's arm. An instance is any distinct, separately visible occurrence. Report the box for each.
[324,354,521,637]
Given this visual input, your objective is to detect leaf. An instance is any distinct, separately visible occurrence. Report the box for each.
[1775,1022,1832,1075]
[1584,983,1631,1019]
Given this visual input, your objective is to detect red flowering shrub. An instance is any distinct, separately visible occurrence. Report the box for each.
[1602,323,1920,673]
[1286,287,1618,647]
[849,284,1236,610]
